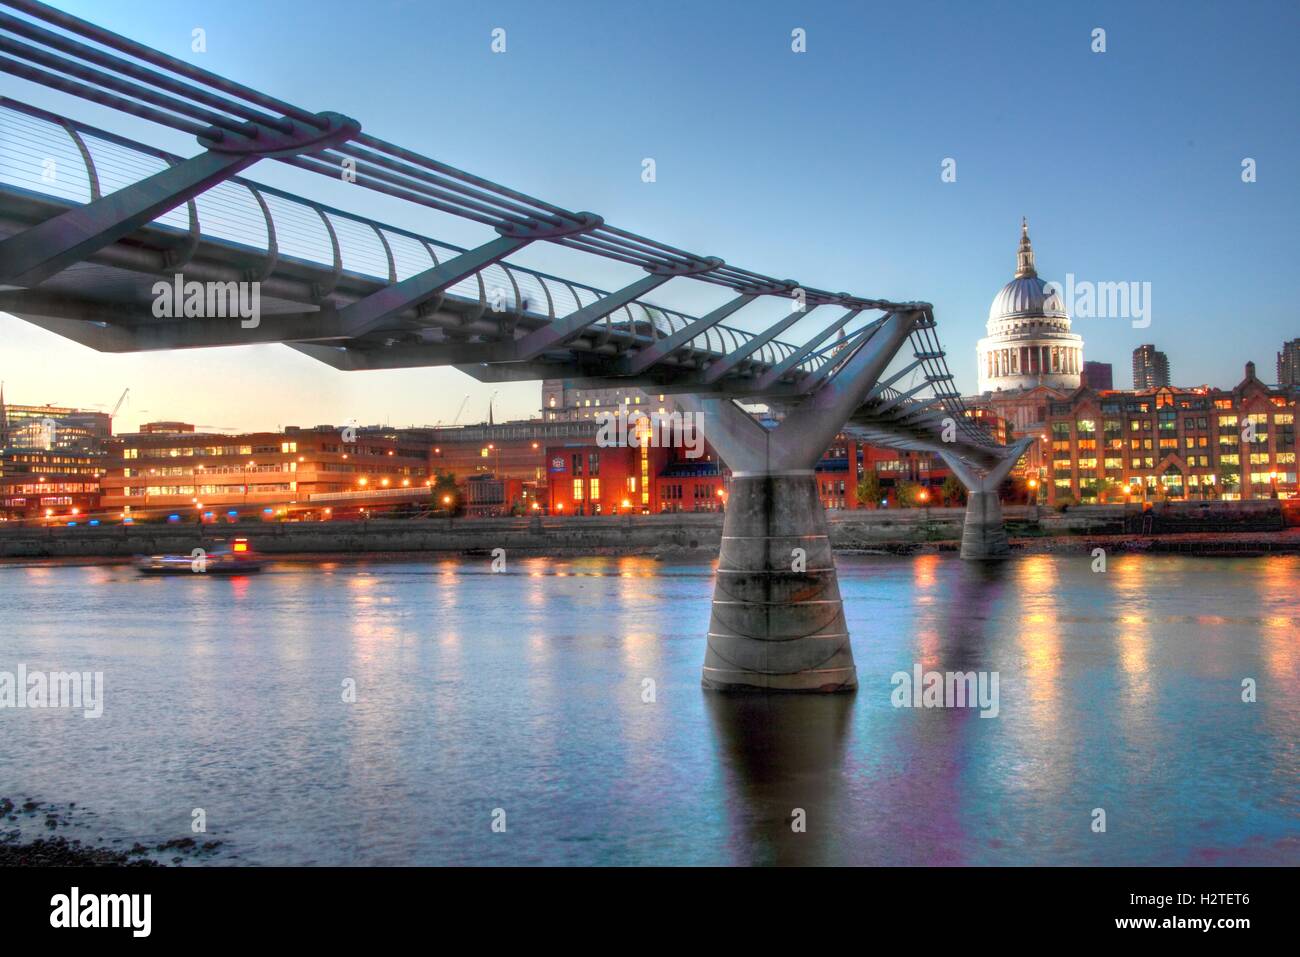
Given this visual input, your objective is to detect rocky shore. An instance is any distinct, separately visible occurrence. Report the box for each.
[0,796,224,867]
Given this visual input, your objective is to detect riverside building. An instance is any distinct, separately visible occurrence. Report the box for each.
[1044,362,1296,503]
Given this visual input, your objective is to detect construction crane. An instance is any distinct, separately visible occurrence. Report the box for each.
[451,394,470,426]
[109,387,129,418]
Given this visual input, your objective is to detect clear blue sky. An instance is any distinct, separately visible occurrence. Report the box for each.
[2,0,1296,431]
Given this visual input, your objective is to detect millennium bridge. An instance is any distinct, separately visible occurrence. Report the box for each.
[0,0,1028,691]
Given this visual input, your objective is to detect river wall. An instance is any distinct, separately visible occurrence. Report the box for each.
[0,501,1288,560]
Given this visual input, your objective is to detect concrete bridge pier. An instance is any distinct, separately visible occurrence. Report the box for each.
[940,438,1033,560]
[706,466,855,692]
[680,310,919,692]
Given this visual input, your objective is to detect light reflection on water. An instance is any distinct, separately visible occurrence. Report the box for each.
[0,553,1296,866]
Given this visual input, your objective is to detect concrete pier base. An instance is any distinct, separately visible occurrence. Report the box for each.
[960,489,1011,560]
[703,472,857,693]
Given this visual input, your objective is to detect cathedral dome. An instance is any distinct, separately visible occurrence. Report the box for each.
[975,219,1083,394]
[988,275,1069,325]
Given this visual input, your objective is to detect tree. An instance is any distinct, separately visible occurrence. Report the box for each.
[895,480,923,508]
[941,474,966,506]
[1096,479,1124,504]
[432,471,461,514]
[856,471,884,509]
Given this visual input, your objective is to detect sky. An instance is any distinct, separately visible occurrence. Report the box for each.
[1,0,1297,433]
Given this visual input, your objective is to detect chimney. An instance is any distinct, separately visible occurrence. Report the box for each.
[1245,361,1256,380]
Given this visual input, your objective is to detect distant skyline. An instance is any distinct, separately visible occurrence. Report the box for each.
[1,0,1296,432]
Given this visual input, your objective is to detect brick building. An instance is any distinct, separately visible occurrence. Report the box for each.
[1044,362,1296,504]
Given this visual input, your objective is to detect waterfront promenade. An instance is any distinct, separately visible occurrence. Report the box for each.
[1,501,1295,561]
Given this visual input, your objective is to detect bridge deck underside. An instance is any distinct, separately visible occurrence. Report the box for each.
[0,185,814,399]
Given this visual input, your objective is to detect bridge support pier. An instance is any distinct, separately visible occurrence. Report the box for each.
[679,309,920,693]
[705,469,855,692]
[959,489,1010,560]
[940,437,1033,561]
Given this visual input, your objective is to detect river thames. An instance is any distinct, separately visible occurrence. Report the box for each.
[1,553,1296,866]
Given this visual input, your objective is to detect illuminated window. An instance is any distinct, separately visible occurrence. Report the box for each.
[572,479,583,501]
[588,478,600,499]
[640,443,650,505]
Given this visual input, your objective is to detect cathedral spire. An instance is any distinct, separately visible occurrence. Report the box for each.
[1015,217,1037,279]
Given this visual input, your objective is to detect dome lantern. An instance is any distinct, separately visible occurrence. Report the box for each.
[1015,217,1037,279]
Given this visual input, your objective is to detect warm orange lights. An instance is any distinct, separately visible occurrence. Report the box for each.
[442,495,452,505]
[358,477,368,486]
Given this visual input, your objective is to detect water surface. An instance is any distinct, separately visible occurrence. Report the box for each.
[1,553,1296,865]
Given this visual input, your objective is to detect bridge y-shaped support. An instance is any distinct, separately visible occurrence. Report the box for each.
[677,310,918,692]
[938,438,1032,560]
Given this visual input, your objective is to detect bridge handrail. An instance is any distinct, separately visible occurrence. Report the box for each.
[0,97,808,371]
